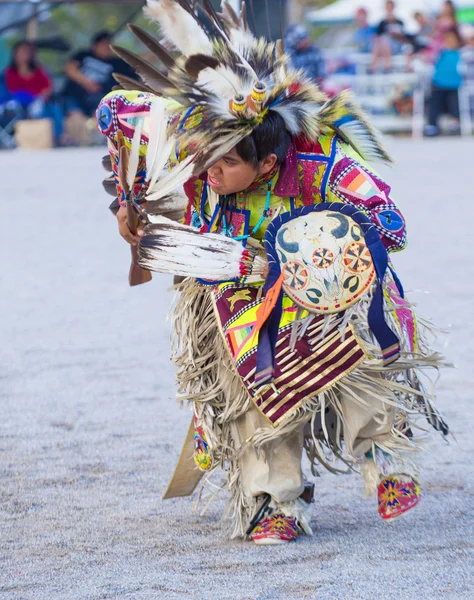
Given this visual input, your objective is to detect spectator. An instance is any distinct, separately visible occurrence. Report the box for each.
[353,7,375,54]
[413,12,433,51]
[429,1,460,60]
[284,25,325,82]
[63,31,135,118]
[438,1,458,31]
[375,1,405,43]
[4,41,52,106]
[425,28,464,136]
[371,1,405,71]
[3,40,63,141]
[401,12,433,65]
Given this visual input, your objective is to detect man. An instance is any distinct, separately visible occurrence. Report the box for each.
[353,7,375,54]
[96,0,447,545]
[372,1,405,71]
[284,24,325,83]
[63,31,135,144]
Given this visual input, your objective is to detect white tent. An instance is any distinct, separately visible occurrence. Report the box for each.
[308,0,474,31]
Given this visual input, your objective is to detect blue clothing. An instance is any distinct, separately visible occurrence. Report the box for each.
[285,25,325,81]
[353,26,375,53]
[433,49,463,90]
[289,47,325,81]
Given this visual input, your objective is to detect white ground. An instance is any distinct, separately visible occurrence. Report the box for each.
[1,139,473,600]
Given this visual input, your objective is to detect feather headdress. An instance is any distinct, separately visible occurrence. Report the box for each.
[113,0,391,169]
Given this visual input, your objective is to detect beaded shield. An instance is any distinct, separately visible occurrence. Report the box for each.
[276,210,376,314]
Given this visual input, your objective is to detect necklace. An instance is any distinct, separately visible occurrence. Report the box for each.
[222,179,273,241]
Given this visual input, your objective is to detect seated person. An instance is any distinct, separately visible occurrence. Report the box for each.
[353,7,375,54]
[284,25,325,83]
[371,0,405,71]
[63,31,136,119]
[3,40,63,142]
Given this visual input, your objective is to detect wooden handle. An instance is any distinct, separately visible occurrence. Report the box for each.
[117,133,152,287]
[126,202,138,235]
[129,245,152,287]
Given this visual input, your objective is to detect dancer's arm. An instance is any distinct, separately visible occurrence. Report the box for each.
[327,150,407,253]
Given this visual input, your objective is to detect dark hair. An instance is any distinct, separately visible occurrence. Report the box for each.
[235,111,292,167]
[10,40,37,71]
[92,30,112,46]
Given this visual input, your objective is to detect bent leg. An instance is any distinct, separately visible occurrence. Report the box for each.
[232,403,305,503]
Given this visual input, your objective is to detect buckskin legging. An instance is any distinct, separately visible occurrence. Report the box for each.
[231,384,396,505]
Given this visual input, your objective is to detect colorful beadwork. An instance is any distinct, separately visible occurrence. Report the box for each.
[251,513,299,545]
[275,210,376,313]
[378,476,421,521]
[193,414,213,472]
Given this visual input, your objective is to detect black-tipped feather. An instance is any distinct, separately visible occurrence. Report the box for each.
[111,45,179,95]
[128,24,178,69]
[174,0,195,16]
[185,53,220,79]
[220,1,240,28]
[202,0,228,39]
[102,154,112,171]
[175,0,217,39]
[112,72,155,94]
[102,176,117,197]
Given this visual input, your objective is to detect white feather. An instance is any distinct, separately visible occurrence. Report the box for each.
[339,120,388,163]
[146,155,194,201]
[147,190,187,218]
[197,66,245,99]
[228,28,255,54]
[271,102,321,137]
[144,0,212,57]
[145,98,168,184]
[139,215,266,281]
[127,117,143,190]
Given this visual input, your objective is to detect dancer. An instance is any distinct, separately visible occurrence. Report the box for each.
[97,0,448,545]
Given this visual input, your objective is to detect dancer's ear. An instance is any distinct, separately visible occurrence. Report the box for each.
[258,153,278,175]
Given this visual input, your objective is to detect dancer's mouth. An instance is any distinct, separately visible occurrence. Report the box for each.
[207,175,221,188]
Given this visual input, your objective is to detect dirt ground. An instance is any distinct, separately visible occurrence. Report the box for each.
[1,139,473,599]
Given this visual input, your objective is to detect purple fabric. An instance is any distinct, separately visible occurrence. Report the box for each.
[275,143,300,197]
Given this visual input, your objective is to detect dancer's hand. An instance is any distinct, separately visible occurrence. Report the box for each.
[117,205,144,246]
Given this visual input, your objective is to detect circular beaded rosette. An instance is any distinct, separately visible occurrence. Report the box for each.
[276,211,376,313]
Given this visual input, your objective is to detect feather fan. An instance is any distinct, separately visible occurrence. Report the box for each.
[139,215,267,282]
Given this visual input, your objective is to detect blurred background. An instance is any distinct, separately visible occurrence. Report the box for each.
[0,0,474,148]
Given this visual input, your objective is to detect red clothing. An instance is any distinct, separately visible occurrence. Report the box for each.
[4,66,51,97]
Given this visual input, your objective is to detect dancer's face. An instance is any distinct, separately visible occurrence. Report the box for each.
[207,148,277,196]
